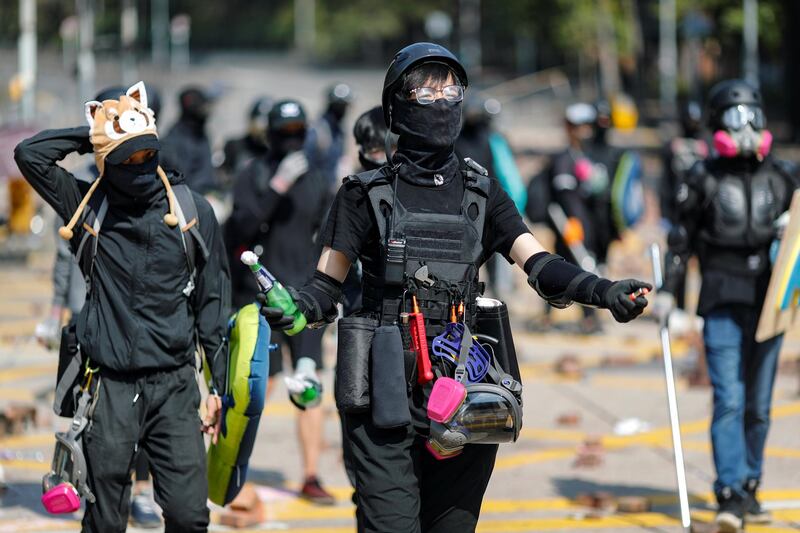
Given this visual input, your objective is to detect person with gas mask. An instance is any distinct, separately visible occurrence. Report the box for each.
[660,100,708,311]
[656,79,799,532]
[221,96,272,185]
[541,103,611,333]
[227,99,335,505]
[14,81,230,532]
[162,86,218,194]
[259,43,651,533]
[305,83,354,188]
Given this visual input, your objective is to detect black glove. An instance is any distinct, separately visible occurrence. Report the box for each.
[602,279,652,323]
[255,292,295,330]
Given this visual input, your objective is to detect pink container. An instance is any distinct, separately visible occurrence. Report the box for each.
[41,483,80,514]
[427,377,467,423]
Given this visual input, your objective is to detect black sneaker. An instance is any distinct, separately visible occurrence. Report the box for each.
[744,479,772,524]
[715,486,745,533]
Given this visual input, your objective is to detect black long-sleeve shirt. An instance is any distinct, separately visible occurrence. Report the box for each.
[14,127,231,391]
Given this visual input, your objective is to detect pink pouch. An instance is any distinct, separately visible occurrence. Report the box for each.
[427,377,467,423]
[574,158,593,181]
[41,483,80,514]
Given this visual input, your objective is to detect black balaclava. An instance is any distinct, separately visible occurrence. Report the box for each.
[391,92,462,186]
[267,128,306,161]
[103,155,161,201]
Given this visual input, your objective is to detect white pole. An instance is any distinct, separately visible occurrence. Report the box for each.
[294,0,315,59]
[659,0,677,119]
[651,243,691,531]
[151,0,169,67]
[76,0,95,102]
[743,0,759,87]
[121,0,138,85]
[18,0,37,124]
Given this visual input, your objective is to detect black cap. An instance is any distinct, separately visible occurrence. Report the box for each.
[268,99,307,132]
[105,134,161,165]
[707,79,762,128]
[327,83,354,104]
[382,42,468,127]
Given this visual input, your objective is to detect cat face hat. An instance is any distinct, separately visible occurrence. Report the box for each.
[59,81,178,240]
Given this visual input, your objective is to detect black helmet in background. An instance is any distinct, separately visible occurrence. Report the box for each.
[178,86,212,124]
[267,99,307,157]
[381,42,468,129]
[248,96,273,146]
[326,83,353,121]
[679,100,703,138]
[706,79,771,159]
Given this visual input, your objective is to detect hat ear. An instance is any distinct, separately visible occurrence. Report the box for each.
[126,81,148,109]
[84,101,103,129]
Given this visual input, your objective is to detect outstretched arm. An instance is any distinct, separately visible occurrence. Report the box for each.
[511,232,651,323]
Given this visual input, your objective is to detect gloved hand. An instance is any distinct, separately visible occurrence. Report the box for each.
[270,151,309,194]
[651,291,675,323]
[602,279,652,323]
[255,292,295,330]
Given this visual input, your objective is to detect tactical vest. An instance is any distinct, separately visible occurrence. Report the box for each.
[695,159,792,276]
[345,164,491,337]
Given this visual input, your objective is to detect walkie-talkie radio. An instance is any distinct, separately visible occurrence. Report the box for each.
[385,237,407,285]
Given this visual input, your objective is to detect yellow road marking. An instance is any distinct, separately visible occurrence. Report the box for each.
[0,387,35,401]
[0,432,53,448]
[0,362,56,383]
[0,458,49,473]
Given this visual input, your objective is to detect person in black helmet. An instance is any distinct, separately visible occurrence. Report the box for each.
[162,86,218,193]
[656,79,799,532]
[259,43,651,533]
[227,99,336,504]
[353,105,398,173]
[659,100,708,311]
[221,96,272,183]
[305,83,354,187]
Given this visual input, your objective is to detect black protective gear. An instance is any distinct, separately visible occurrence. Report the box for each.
[382,42,468,128]
[267,99,307,158]
[178,86,212,124]
[391,94,462,150]
[288,271,343,329]
[707,79,762,130]
[268,99,307,132]
[681,100,703,138]
[255,294,295,331]
[602,279,651,323]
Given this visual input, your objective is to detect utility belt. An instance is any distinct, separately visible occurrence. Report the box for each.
[335,297,523,444]
[700,245,770,276]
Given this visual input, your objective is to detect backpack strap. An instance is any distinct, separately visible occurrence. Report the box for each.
[345,166,395,245]
[171,183,210,297]
[75,191,108,291]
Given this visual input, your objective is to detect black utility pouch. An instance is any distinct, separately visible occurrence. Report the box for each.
[370,325,411,428]
[53,324,83,418]
[475,298,522,384]
[335,316,379,413]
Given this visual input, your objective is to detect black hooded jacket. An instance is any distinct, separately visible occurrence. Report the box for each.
[14,127,230,391]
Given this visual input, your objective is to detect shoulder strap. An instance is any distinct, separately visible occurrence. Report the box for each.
[461,171,490,241]
[75,191,108,286]
[347,166,395,245]
[172,184,210,275]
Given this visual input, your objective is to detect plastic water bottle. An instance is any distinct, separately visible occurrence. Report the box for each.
[285,357,323,409]
[240,251,307,336]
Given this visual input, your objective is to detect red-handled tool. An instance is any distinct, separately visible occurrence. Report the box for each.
[410,295,434,384]
[629,287,650,301]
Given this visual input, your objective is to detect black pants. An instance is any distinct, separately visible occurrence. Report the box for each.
[344,411,498,533]
[81,364,208,533]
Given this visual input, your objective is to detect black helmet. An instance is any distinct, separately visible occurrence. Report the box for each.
[94,86,126,102]
[268,99,307,132]
[382,42,468,127]
[706,79,762,129]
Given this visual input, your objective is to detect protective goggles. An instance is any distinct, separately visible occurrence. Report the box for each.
[427,379,522,459]
[410,85,464,105]
[720,104,765,131]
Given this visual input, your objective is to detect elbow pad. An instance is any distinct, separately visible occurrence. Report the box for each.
[290,271,343,329]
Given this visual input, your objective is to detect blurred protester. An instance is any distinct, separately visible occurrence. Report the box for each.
[14,82,230,532]
[353,105,397,173]
[305,83,354,187]
[221,96,272,184]
[657,79,799,532]
[227,99,335,504]
[542,103,612,333]
[660,100,708,310]
[162,86,218,193]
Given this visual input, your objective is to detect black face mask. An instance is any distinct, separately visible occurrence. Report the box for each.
[390,93,462,186]
[103,156,160,198]
[391,93,462,151]
[268,131,305,159]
